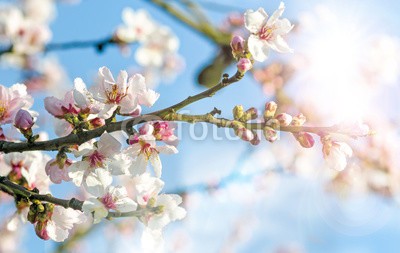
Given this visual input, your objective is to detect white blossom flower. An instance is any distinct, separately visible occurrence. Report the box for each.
[139,194,186,230]
[21,0,55,24]
[91,66,159,118]
[244,2,294,62]
[68,132,127,187]
[131,173,164,206]
[0,6,24,43]
[12,20,51,55]
[82,169,137,223]
[73,77,102,114]
[115,8,156,43]
[0,83,33,125]
[322,140,353,171]
[125,135,178,178]
[45,206,86,242]
[135,26,179,68]
[3,151,50,192]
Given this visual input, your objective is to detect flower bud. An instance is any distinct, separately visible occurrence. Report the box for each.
[35,221,50,240]
[293,132,314,148]
[233,105,244,121]
[245,107,258,120]
[275,113,292,126]
[266,118,280,130]
[45,158,72,184]
[89,117,105,129]
[14,109,34,130]
[230,35,245,55]
[235,127,254,142]
[263,126,278,142]
[291,113,306,126]
[237,58,252,73]
[0,127,5,141]
[250,132,260,145]
[264,101,277,120]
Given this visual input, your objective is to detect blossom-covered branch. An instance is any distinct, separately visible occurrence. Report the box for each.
[0,71,244,154]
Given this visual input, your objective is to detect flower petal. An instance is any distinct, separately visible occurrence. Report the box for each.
[244,8,268,34]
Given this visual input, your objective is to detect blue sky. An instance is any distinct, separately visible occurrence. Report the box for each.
[1,0,400,252]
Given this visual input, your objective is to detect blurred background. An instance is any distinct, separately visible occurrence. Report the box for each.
[0,0,400,252]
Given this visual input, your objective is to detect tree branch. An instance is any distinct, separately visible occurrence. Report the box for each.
[0,36,119,56]
[0,71,244,153]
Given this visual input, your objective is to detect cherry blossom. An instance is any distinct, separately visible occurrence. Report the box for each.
[91,66,158,118]
[135,26,179,68]
[68,132,128,187]
[2,151,50,192]
[12,20,51,55]
[115,8,155,43]
[82,169,137,223]
[14,109,34,130]
[125,135,178,178]
[44,90,80,118]
[244,2,294,62]
[0,83,33,125]
[45,158,72,184]
[131,173,165,206]
[322,137,353,171]
[31,204,85,242]
[139,194,186,230]
[138,121,178,146]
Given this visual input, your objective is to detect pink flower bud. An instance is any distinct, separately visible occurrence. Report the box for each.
[263,126,278,142]
[245,107,258,120]
[35,221,50,240]
[89,117,105,129]
[14,109,34,130]
[275,113,292,126]
[230,35,245,54]
[235,127,254,142]
[139,123,154,135]
[291,113,306,126]
[250,133,260,145]
[45,159,72,184]
[128,133,140,145]
[293,132,314,148]
[0,127,5,141]
[237,58,252,73]
[264,101,277,119]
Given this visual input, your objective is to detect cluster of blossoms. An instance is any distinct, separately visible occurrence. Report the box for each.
[0,65,185,245]
[230,2,294,74]
[113,8,184,87]
[0,2,375,249]
[0,0,53,56]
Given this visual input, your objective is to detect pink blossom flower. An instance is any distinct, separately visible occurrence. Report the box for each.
[244,2,294,62]
[45,158,72,184]
[44,90,80,118]
[138,121,178,145]
[0,83,33,125]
